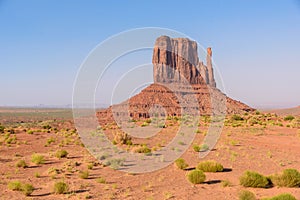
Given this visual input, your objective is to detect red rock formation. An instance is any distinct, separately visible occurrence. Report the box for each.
[97,36,254,124]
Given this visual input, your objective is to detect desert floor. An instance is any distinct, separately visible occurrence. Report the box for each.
[0,108,299,200]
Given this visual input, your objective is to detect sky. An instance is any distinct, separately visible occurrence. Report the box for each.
[0,0,300,109]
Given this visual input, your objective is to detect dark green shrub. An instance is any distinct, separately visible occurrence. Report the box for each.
[193,144,201,152]
[262,193,297,200]
[175,158,188,170]
[196,160,223,172]
[284,115,295,121]
[232,115,244,121]
[239,190,256,200]
[270,169,300,187]
[239,171,269,188]
[187,170,206,184]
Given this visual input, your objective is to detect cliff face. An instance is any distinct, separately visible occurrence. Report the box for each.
[152,36,216,87]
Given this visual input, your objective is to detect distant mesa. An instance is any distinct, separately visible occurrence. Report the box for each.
[97,36,254,123]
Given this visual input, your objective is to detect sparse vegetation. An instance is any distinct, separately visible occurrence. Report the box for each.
[239,171,269,188]
[135,145,151,154]
[193,144,201,152]
[187,170,206,184]
[270,168,300,187]
[8,181,34,196]
[53,181,68,194]
[8,181,22,191]
[261,193,297,200]
[175,158,188,170]
[96,177,106,184]
[196,160,224,172]
[31,153,45,165]
[239,190,256,200]
[22,183,34,196]
[55,150,68,158]
[221,180,232,187]
[79,170,90,179]
[16,160,28,168]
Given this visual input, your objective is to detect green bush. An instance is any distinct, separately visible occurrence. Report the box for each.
[22,183,34,196]
[79,170,89,179]
[31,154,45,165]
[187,170,206,184]
[261,193,296,200]
[175,158,188,170]
[239,190,256,200]
[55,150,68,158]
[16,160,28,168]
[8,181,22,191]
[193,144,201,152]
[53,181,68,194]
[270,169,300,187]
[27,130,34,135]
[8,181,34,196]
[239,171,269,188]
[196,160,223,172]
[284,115,295,121]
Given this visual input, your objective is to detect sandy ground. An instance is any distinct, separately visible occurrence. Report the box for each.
[0,110,299,200]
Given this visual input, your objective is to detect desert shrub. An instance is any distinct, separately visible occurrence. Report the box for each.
[79,170,89,179]
[55,150,68,158]
[232,115,244,121]
[16,160,28,168]
[240,171,269,188]
[175,158,188,170]
[87,163,93,170]
[193,144,201,152]
[141,122,149,127]
[46,137,55,145]
[221,180,232,187]
[135,145,151,154]
[31,154,45,165]
[104,158,124,169]
[200,144,209,151]
[270,169,300,187]
[196,160,224,172]
[53,181,68,194]
[96,177,106,184]
[284,115,295,121]
[22,183,34,196]
[8,181,22,191]
[0,125,5,133]
[187,170,206,184]
[239,190,256,200]
[261,193,296,200]
[27,130,34,134]
[113,132,132,145]
[43,125,51,129]
[8,181,34,196]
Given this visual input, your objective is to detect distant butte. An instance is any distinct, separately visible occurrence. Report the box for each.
[97,36,254,123]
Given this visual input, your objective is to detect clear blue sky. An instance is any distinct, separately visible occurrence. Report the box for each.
[0,0,300,108]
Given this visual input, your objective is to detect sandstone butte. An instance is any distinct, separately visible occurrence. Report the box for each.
[97,36,254,123]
